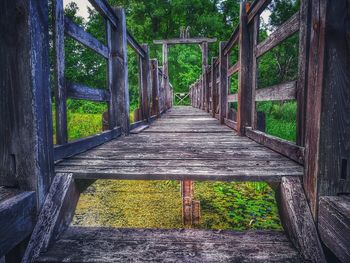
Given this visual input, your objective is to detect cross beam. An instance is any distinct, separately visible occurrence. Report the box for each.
[153,38,217,45]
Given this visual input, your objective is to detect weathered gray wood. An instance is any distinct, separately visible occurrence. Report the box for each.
[88,0,118,27]
[277,177,326,263]
[22,173,79,263]
[151,59,161,116]
[126,31,146,58]
[319,196,350,263]
[211,57,218,118]
[54,127,121,161]
[201,42,209,111]
[36,227,303,263]
[227,62,240,77]
[245,127,304,164]
[304,0,350,217]
[130,125,149,134]
[111,8,130,134]
[223,27,239,55]
[237,2,253,135]
[0,190,35,258]
[255,81,297,102]
[154,38,217,45]
[64,17,109,59]
[225,118,238,131]
[219,42,228,124]
[140,44,151,121]
[66,82,110,102]
[247,0,271,23]
[256,11,300,58]
[0,0,55,207]
[162,44,170,109]
[53,0,68,145]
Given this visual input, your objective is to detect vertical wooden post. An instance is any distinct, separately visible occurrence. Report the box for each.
[151,59,161,116]
[140,44,151,121]
[0,0,54,208]
[162,43,170,109]
[211,58,218,118]
[201,42,209,111]
[219,41,228,124]
[304,0,350,218]
[181,180,193,226]
[236,1,252,136]
[53,0,67,144]
[110,7,130,134]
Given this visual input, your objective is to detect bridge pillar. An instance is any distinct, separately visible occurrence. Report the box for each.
[219,41,228,124]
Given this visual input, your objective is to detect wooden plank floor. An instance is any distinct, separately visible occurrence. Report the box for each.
[55,106,303,182]
[36,227,304,263]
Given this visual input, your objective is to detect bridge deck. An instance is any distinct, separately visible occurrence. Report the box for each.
[55,106,303,182]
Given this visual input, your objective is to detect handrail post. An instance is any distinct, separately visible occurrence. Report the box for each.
[219,41,228,124]
[236,1,252,135]
[140,44,151,121]
[151,59,161,117]
[211,57,218,118]
[201,41,209,111]
[110,7,130,134]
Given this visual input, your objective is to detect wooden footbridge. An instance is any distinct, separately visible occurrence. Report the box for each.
[1,0,349,262]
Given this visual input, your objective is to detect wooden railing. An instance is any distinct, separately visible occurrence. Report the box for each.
[53,0,169,161]
[190,0,305,165]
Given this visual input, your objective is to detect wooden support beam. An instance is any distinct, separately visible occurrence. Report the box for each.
[237,2,253,135]
[219,41,228,124]
[319,196,350,262]
[181,180,193,226]
[277,177,326,263]
[255,81,297,102]
[66,82,110,102]
[0,190,35,258]
[140,44,151,121]
[53,0,68,145]
[88,0,118,27]
[112,7,130,134]
[211,57,218,118]
[23,173,81,262]
[0,0,55,207]
[162,44,171,109]
[304,0,350,217]
[154,38,217,45]
[201,42,209,112]
[151,59,161,116]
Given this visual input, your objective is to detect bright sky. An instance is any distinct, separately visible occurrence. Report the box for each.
[64,0,92,19]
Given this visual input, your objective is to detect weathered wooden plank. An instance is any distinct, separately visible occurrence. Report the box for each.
[219,41,228,124]
[111,8,130,134]
[54,127,121,161]
[319,196,350,263]
[245,127,304,164]
[277,177,326,263]
[140,44,151,121]
[130,125,149,134]
[223,27,239,55]
[228,94,238,102]
[154,38,217,45]
[227,62,240,77]
[88,0,117,27]
[64,17,108,59]
[0,191,35,258]
[255,81,297,102]
[37,227,302,263]
[66,82,110,102]
[22,173,79,262]
[201,42,209,111]
[236,2,253,135]
[53,0,68,145]
[247,0,272,23]
[151,59,161,116]
[256,11,300,58]
[225,118,238,131]
[127,31,146,58]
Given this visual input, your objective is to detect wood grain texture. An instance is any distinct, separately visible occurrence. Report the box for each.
[219,42,228,124]
[140,44,151,121]
[277,177,326,263]
[151,59,161,116]
[247,0,272,23]
[256,11,300,58]
[22,173,79,262]
[88,0,118,27]
[64,17,108,59]
[66,82,110,102]
[255,81,297,102]
[0,190,35,257]
[154,38,217,45]
[36,227,303,263]
[319,196,350,263]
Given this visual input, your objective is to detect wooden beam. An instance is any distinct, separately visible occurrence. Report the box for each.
[151,59,161,116]
[228,62,240,77]
[211,57,218,118]
[64,17,108,59]
[255,81,297,101]
[223,28,239,55]
[319,196,350,262]
[66,82,110,102]
[88,0,118,27]
[112,8,130,134]
[127,31,146,58]
[304,0,350,217]
[247,0,272,23]
[256,11,300,58]
[162,44,171,109]
[54,127,121,161]
[140,44,151,121]
[22,173,80,262]
[153,38,217,45]
[224,119,238,131]
[245,127,304,164]
[201,42,209,111]
[237,2,253,135]
[219,42,228,124]
[53,0,68,145]
[0,191,35,258]
[277,177,326,263]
